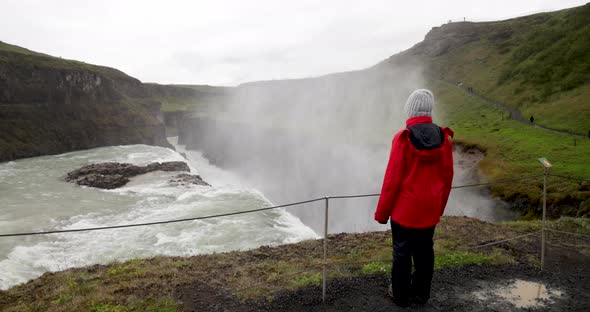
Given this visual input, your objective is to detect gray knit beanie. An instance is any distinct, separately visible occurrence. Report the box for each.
[404,89,434,118]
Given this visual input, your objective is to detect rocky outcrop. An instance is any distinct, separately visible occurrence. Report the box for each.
[0,41,172,163]
[73,173,130,190]
[409,22,483,57]
[170,173,210,187]
[65,161,209,189]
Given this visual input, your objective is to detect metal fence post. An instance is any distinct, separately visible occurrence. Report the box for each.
[537,157,551,271]
[322,196,329,303]
[541,167,548,271]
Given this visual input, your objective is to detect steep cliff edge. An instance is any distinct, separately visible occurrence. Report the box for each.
[0,41,172,162]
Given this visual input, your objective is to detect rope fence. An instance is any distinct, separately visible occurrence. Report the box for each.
[0,197,326,238]
[0,173,571,238]
[548,173,590,182]
[546,229,590,239]
[465,231,541,250]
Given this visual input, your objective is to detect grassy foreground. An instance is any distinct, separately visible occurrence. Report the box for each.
[1,216,588,312]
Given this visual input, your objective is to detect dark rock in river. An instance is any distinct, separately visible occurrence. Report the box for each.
[75,174,130,190]
[169,173,211,187]
[65,161,197,189]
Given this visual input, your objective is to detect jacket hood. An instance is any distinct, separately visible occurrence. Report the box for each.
[404,116,452,161]
[410,143,444,161]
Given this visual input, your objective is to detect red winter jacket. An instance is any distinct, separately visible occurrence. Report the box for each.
[374,116,454,228]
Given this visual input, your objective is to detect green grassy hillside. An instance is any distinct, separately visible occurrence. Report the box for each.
[417,3,590,134]
[432,80,590,217]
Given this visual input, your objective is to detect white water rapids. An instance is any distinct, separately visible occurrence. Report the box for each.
[0,138,317,290]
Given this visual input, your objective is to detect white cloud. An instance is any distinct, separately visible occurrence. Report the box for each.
[0,0,585,85]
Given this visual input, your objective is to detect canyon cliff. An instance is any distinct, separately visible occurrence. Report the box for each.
[0,41,172,162]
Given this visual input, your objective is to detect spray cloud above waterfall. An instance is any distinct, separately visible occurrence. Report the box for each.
[183,56,511,233]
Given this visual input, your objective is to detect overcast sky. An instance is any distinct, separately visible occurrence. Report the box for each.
[0,0,586,85]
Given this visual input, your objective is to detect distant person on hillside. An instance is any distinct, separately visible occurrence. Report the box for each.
[374,89,454,308]
[530,115,535,124]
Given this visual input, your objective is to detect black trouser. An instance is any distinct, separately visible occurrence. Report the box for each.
[390,220,435,304]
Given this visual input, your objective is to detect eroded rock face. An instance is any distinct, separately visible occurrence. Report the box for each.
[65,161,195,189]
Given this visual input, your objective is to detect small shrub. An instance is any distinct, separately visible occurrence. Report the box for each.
[361,261,391,275]
[292,273,322,287]
[52,293,73,305]
[172,262,192,270]
[348,247,363,260]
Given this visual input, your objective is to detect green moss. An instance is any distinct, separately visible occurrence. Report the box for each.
[434,251,493,269]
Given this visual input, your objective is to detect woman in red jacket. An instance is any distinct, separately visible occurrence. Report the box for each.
[374,89,454,307]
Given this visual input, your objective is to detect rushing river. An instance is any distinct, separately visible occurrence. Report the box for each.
[0,137,514,290]
[0,139,317,289]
